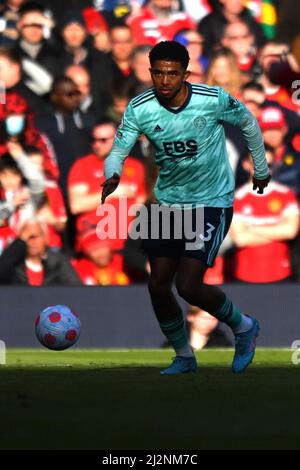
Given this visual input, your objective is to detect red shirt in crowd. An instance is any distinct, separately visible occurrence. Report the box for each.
[127,7,195,46]
[68,154,146,251]
[72,255,129,286]
[43,180,67,249]
[264,86,299,113]
[233,181,299,283]
[25,260,44,286]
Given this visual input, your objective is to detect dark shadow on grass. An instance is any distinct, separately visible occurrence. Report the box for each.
[0,367,300,450]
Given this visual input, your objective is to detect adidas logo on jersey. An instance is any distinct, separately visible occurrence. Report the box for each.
[154,125,163,132]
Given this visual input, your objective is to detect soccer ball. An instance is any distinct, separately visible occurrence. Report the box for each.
[35,305,81,350]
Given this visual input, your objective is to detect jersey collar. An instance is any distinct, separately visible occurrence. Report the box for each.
[155,82,192,114]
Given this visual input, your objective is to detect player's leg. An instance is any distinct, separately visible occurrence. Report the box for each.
[175,256,251,330]
[176,206,259,372]
[175,256,260,373]
[148,256,197,374]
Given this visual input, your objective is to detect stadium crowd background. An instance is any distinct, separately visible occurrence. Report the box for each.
[0,0,300,298]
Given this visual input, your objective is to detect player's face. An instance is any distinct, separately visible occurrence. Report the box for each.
[150,60,188,100]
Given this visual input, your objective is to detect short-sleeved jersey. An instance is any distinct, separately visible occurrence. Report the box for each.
[105,82,269,208]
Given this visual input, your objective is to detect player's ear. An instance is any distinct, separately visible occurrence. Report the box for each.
[185,70,191,80]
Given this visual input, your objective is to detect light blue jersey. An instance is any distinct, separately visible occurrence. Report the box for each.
[105,82,269,207]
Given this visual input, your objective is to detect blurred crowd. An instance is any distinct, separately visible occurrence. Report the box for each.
[0,0,300,302]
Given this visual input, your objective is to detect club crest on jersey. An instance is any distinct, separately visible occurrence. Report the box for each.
[193,116,206,130]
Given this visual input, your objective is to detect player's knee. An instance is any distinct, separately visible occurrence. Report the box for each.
[175,278,193,302]
[148,277,171,298]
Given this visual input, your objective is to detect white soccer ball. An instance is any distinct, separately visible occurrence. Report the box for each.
[35,305,81,350]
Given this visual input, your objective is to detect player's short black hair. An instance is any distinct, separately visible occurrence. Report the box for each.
[149,41,190,69]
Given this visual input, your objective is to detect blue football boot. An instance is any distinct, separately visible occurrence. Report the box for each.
[160,355,198,375]
[232,316,260,373]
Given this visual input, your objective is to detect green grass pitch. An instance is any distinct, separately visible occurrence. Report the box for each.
[0,348,299,450]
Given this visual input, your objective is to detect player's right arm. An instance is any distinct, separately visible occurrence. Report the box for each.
[102,103,142,203]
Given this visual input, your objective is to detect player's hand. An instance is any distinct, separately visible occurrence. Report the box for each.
[101,173,120,204]
[252,174,271,194]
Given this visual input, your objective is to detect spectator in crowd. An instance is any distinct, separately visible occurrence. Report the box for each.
[187,305,219,350]
[241,80,266,118]
[68,119,146,252]
[0,44,48,115]
[37,0,96,24]
[15,1,58,95]
[181,0,212,24]
[0,0,27,45]
[36,76,91,199]
[106,24,134,85]
[72,229,129,285]
[198,0,265,56]
[244,0,277,40]
[174,28,208,72]
[92,28,110,53]
[0,107,59,180]
[220,20,258,78]
[131,44,153,94]
[57,9,111,112]
[65,64,101,124]
[26,146,67,250]
[230,147,300,283]
[105,79,135,126]
[0,48,59,179]
[0,143,45,253]
[268,52,300,96]
[241,81,300,151]
[276,0,300,45]
[128,0,195,46]
[0,219,82,284]
[82,0,132,31]
[81,0,109,39]
[258,107,300,199]
[206,47,243,97]
[258,41,300,111]
[186,59,205,84]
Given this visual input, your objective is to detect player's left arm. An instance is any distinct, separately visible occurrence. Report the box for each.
[218,89,271,194]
